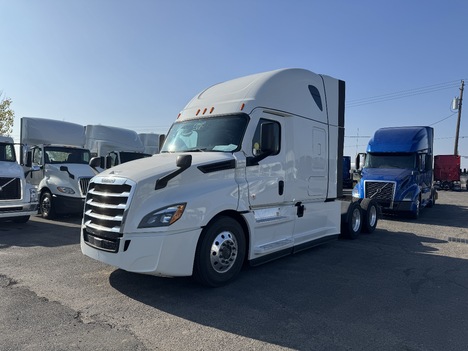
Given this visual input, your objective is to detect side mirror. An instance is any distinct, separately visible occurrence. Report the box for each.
[159,134,166,151]
[89,156,104,169]
[355,153,366,171]
[105,155,113,169]
[25,151,33,167]
[176,154,192,169]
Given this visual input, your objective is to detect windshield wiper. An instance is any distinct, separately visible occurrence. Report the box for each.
[184,148,207,152]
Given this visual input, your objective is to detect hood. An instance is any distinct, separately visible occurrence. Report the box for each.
[0,161,24,178]
[362,167,414,182]
[47,163,97,178]
[97,152,236,182]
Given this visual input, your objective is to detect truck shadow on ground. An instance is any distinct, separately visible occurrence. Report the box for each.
[0,214,82,249]
[109,229,468,350]
[381,202,468,229]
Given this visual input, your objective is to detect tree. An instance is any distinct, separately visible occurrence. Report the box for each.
[0,92,15,136]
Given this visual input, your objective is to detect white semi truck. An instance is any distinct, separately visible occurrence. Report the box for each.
[81,68,379,286]
[0,135,38,223]
[85,125,151,170]
[21,117,98,219]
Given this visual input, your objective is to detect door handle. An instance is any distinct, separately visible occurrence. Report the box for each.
[278,180,284,195]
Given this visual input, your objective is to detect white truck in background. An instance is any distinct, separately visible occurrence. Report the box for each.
[0,135,38,223]
[138,133,165,155]
[21,117,98,219]
[81,68,379,287]
[85,125,151,170]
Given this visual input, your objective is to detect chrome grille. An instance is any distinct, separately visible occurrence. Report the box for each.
[0,177,21,200]
[79,177,92,195]
[364,181,395,207]
[83,177,134,253]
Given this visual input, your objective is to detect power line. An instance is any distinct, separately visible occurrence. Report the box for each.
[346,79,464,108]
[429,112,457,126]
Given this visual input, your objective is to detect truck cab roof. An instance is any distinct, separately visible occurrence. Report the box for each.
[367,126,433,153]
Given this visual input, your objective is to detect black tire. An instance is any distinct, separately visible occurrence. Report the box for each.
[193,216,246,287]
[40,191,55,219]
[409,196,420,219]
[341,202,363,239]
[12,216,30,223]
[426,190,436,208]
[360,199,379,234]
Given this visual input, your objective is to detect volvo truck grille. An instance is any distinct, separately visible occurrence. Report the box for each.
[79,177,93,196]
[364,181,395,207]
[0,178,21,200]
[82,177,135,253]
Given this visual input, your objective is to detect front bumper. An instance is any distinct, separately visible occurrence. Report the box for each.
[53,194,85,214]
[81,227,202,277]
[0,202,38,218]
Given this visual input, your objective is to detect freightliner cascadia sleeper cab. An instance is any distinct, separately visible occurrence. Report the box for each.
[81,68,379,286]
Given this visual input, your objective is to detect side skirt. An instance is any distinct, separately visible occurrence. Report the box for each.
[249,234,339,267]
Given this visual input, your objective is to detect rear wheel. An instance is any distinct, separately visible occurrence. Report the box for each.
[426,190,436,208]
[342,202,363,239]
[360,199,379,233]
[193,216,246,287]
[40,191,55,219]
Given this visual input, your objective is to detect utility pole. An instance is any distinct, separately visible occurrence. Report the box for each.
[454,80,464,155]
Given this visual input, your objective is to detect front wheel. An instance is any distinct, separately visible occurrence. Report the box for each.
[409,196,420,219]
[193,216,246,287]
[40,191,56,219]
[360,199,379,233]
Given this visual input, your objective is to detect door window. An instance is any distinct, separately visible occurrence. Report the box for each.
[252,118,281,156]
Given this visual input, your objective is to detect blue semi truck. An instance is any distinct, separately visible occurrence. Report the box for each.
[353,126,436,219]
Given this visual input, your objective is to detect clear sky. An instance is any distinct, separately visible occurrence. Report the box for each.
[1,0,467,167]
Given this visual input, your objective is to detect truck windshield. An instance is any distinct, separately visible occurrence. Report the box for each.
[0,143,16,162]
[44,146,91,164]
[365,153,417,169]
[161,115,248,153]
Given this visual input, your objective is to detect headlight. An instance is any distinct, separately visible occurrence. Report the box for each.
[29,188,38,203]
[352,186,360,198]
[57,186,75,194]
[138,203,186,228]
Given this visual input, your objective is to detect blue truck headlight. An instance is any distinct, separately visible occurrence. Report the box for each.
[57,186,75,194]
[138,203,186,228]
[352,186,360,198]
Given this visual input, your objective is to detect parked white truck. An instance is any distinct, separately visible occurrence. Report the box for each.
[138,133,165,155]
[21,117,98,219]
[86,125,151,170]
[81,68,379,286]
[0,135,38,222]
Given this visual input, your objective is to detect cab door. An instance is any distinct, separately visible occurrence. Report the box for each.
[245,114,295,258]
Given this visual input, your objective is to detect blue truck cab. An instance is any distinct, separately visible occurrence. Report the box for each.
[353,126,436,219]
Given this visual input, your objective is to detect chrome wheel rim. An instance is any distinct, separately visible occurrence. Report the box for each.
[352,208,361,232]
[210,231,238,273]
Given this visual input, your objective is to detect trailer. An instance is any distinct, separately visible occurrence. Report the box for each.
[434,154,461,191]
